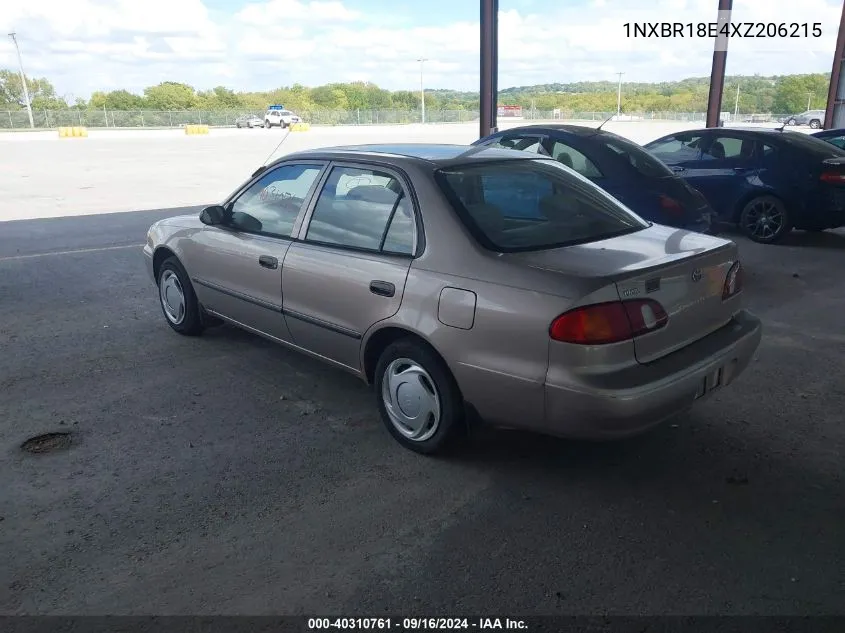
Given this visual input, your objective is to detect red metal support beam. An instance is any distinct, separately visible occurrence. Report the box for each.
[480,0,499,138]
[706,0,733,127]
[824,1,845,130]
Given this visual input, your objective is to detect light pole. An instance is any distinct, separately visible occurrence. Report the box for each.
[807,92,813,110]
[417,57,428,124]
[734,83,740,119]
[616,72,624,117]
[8,32,34,129]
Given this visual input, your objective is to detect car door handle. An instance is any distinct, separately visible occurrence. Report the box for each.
[671,166,685,172]
[258,255,278,269]
[733,167,748,172]
[369,280,395,297]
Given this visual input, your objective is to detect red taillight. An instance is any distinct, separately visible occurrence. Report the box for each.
[549,299,669,345]
[820,171,845,183]
[723,261,743,299]
[659,194,684,214]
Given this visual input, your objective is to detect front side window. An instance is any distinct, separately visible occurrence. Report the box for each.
[437,159,648,252]
[305,166,415,255]
[228,164,323,237]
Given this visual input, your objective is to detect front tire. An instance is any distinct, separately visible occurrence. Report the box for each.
[374,339,465,455]
[809,119,822,129]
[739,195,792,244]
[157,257,204,336]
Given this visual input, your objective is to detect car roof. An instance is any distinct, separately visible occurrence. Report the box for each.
[486,123,616,138]
[271,143,537,167]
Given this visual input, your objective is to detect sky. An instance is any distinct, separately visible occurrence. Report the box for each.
[0,0,842,99]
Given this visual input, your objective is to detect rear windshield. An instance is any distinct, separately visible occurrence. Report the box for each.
[779,131,845,157]
[600,134,675,178]
[436,159,648,252]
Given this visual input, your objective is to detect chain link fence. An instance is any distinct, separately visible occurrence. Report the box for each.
[0,108,795,130]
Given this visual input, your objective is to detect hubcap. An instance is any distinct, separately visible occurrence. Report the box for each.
[159,270,186,325]
[744,200,783,240]
[381,358,441,442]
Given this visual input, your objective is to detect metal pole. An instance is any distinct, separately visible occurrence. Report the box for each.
[734,83,740,118]
[616,72,624,116]
[479,0,499,137]
[7,32,34,129]
[416,58,427,124]
[807,93,813,110]
[706,0,733,128]
[824,1,845,130]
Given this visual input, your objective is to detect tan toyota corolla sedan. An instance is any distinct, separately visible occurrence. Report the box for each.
[144,144,762,454]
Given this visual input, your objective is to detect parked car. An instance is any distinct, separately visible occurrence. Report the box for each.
[785,110,825,128]
[265,107,301,129]
[235,114,264,129]
[145,143,761,454]
[644,128,845,243]
[810,128,845,149]
[473,125,716,234]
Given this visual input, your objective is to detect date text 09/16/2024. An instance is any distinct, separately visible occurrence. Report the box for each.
[623,22,822,39]
[307,618,528,630]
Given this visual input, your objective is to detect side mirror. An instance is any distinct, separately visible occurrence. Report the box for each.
[200,205,226,226]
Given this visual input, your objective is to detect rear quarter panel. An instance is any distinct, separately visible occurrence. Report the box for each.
[372,263,622,431]
[377,267,555,429]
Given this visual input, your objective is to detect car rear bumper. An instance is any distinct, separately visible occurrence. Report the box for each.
[543,309,762,439]
[799,189,845,229]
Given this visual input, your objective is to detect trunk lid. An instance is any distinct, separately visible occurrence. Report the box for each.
[506,224,740,364]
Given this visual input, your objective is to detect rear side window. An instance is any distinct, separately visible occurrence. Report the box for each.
[305,166,415,255]
[646,134,704,161]
[549,140,603,178]
[487,134,549,156]
[436,159,647,252]
[703,136,758,161]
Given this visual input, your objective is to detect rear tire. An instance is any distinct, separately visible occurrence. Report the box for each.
[374,338,465,455]
[157,257,204,336]
[810,119,822,129]
[738,195,792,244]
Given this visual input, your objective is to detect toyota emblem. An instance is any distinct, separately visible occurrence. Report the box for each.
[691,269,703,282]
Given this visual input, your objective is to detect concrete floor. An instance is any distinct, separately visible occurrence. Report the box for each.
[0,125,843,616]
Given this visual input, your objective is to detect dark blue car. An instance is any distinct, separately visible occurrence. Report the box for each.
[645,128,845,243]
[811,128,845,149]
[473,124,715,234]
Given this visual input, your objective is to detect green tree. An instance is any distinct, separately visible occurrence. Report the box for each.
[103,89,146,110]
[143,82,197,110]
[311,85,349,109]
[772,74,829,113]
[0,69,60,108]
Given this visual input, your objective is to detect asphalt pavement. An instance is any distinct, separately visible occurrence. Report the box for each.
[1,211,844,615]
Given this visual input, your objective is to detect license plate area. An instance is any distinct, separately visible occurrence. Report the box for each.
[695,366,723,399]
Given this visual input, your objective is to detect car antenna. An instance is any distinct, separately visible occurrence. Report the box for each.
[252,128,293,177]
[595,109,618,132]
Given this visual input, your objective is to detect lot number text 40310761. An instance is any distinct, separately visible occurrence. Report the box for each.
[623,22,822,39]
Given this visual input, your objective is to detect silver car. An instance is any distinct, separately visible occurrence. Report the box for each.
[235,114,264,129]
[144,144,762,454]
[787,110,825,128]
